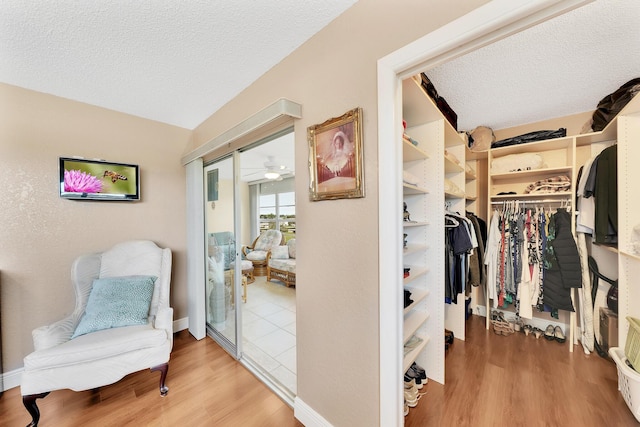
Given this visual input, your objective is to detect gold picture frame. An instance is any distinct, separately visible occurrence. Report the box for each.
[308,107,364,201]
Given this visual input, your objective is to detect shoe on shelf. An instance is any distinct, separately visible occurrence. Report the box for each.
[544,325,555,340]
[554,325,566,343]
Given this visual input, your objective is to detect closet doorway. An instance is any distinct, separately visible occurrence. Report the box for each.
[203,130,297,400]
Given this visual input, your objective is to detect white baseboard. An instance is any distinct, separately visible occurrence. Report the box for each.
[1,367,22,392]
[1,317,190,393]
[173,317,188,332]
[294,397,334,427]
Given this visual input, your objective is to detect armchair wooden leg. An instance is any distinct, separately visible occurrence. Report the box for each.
[151,363,169,396]
[22,392,49,427]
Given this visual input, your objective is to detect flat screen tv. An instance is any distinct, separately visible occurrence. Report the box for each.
[59,157,140,201]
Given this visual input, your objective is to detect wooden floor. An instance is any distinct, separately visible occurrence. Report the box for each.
[2,316,637,426]
[0,330,303,427]
[406,315,638,426]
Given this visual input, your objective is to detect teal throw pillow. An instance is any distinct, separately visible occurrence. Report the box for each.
[72,275,157,339]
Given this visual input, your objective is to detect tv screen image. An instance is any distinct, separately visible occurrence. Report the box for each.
[59,157,140,201]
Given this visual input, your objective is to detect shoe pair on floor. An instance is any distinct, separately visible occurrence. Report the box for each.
[521,323,565,342]
[404,362,428,412]
[544,324,566,342]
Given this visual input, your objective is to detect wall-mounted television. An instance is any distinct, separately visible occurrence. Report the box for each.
[59,157,140,201]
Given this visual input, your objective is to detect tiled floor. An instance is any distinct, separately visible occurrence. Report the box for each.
[206,274,297,394]
[242,277,297,394]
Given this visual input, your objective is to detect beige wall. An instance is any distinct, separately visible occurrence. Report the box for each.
[0,83,192,371]
[189,0,487,425]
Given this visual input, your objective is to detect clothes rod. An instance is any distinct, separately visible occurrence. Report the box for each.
[491,198,570,205]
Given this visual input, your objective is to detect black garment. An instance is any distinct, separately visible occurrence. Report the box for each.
[595,144,617,244]
[543,209,581,312]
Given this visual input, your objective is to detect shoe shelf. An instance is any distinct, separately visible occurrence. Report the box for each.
[403,244,429,256]
[403,310,430,344]
[403,221,429,228]
[403,266,429,286]
[403,334,429,374]
[404,288,429,315]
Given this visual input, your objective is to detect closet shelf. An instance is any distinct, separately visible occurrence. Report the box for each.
[404,183,429,195]
[490,136,573,156]
[490,191,572,201]
[466,196,477,202]
[403,310,430,344]
[403,139,429,162]
[403,221,429,228]
[403,266,429,286]
[403,244,429,256]
[620,249,640,261]
[445,190,465,199]
[445,153,464,173]
[491,166,572,182]
[403,334,429,373]
[403,76,465,147]
[465,170,477,180]
[403,288,430,315]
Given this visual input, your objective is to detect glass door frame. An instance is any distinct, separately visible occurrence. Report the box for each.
[204,151,243,359]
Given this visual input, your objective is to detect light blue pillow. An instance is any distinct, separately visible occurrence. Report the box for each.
[72,275,157,339]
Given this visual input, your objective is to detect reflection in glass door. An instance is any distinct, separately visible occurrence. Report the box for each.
[204,155,238,352]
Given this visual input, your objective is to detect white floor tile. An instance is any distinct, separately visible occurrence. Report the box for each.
[242,318,279,341]
[253,328,296,358]
[264,309,296,327]
[275,345,297,374]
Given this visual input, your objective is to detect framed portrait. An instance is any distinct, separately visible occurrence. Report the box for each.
[308,107,364,201]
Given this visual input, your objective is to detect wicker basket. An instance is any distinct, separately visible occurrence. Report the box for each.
[625,317,640,370]
[610,347,640,422]
[491,319,515,336]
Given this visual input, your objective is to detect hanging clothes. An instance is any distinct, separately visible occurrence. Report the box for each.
[484,202,580,318]
[466,212,487,290]
[542,208,581,312]
[445,212,474,304]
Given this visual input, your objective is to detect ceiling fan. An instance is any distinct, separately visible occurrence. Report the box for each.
[243,156,292,181]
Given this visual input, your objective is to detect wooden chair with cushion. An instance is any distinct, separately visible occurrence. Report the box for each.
[266,238,296,287]
[242,230,284,276]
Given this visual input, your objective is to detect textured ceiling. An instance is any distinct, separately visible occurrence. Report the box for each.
[0,0,358,129]
[2,1,637,135]
[427,0,640,132]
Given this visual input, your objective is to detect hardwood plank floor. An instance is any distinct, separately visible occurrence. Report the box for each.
[0,330,303,427]
[406,315,638,426]
[2,316,637,426]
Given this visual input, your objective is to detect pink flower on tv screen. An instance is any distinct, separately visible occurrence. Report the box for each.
[64,169,103,193]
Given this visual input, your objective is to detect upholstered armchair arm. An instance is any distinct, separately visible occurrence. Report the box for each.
[32,314,80,351]
[154,306,174,347]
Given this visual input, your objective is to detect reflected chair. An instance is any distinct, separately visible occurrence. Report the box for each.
[21,240,173,427]
[267,238,296,287]
[242,230,284,276]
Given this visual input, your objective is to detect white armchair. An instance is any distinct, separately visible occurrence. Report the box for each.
[21,240,173,427]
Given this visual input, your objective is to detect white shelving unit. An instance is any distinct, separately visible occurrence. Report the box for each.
[400,75,468,388]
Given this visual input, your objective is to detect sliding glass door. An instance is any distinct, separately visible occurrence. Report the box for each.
[204,155,239,352]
